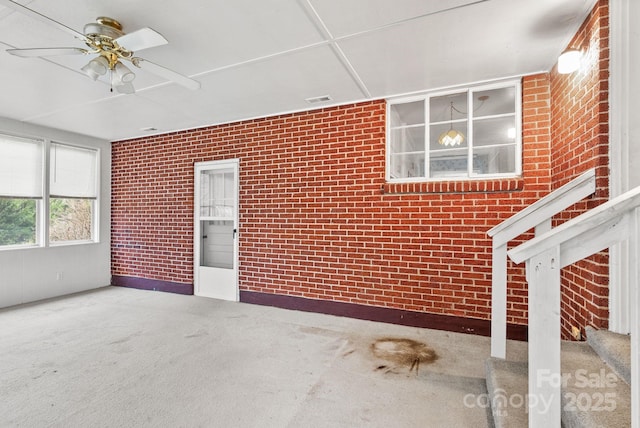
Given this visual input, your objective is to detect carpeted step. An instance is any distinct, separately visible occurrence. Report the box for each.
[585,326,631,385]
[485,357,528,428]
[560,341,631,428]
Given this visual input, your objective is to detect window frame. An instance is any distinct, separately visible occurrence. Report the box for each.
[48,141,100,246]
[386,80,522,183]
[0,134,100,250]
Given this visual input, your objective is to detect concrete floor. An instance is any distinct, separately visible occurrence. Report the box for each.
[0,287,527,427]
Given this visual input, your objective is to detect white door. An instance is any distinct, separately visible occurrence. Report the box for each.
[194,159,239,301]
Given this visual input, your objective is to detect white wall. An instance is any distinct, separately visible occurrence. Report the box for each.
[0,117,111,309]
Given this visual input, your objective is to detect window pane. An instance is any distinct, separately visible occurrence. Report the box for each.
[390,153,425,178]
[200,168,235,218]
[473,87,516,117]
[49,198,93,243]
[390,126,425,153]
[473,116,517,147]
[430,152,468,178]
[390,101,424,127]
[50,143,98,198]
[473,146,516,175]
[0,198,37,246]
[200,220,234,269]
[430,92,467,122]
[0,136,43,198]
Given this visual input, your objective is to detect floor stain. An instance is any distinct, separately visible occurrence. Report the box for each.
[184,329,209,339]
[370,338,438,374]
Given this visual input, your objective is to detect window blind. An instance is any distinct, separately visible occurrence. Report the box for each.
[50,143,98,198]
[0,135,43,198]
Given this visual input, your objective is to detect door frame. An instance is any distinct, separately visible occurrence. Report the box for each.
[193,158,239,301]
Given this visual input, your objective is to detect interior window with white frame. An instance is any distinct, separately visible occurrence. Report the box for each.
[387,81,521,181]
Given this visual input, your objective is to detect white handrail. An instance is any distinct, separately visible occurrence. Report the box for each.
[507,185,640,427]
[487,168,596,358]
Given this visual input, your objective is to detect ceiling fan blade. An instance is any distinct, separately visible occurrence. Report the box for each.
[0,0,88,42]
[7,47,90,57]
[131,57,200,90]
[115,28,168,52]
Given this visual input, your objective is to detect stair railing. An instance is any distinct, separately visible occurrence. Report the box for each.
[507,184,640,427]
[487,168,596,358]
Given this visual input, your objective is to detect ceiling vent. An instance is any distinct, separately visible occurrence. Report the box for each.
[305,95,332,104]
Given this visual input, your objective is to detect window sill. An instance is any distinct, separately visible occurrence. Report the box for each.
[0,240,99,252]
[0,243,39,252]
[49,240,98,248]
[382,177,524,194]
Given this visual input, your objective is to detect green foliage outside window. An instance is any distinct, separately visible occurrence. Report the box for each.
[0,198,36,246]
[0,198,92,247]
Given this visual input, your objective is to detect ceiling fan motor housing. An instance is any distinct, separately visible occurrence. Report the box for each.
[83,17,133,64]
[84,17,124,39]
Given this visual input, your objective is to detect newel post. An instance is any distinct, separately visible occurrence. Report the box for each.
[527,245,562,427]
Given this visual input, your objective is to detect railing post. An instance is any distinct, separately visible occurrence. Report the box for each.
[491,243,508,358]
[527,246,562,427]
[535,218,552,236]
[488,169,596,359]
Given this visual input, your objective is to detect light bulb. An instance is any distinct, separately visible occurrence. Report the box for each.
[558,49,581,74]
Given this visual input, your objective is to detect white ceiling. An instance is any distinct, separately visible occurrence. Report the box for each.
[0,0,596,142]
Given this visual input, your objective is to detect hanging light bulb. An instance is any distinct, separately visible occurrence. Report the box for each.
[438,101,465,146]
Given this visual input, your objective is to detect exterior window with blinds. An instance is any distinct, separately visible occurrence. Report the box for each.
[0,135,99,249]
[49,143,98,244]
[387,81,522,181]
[0,135,43,247]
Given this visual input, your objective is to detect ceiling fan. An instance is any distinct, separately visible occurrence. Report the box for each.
[0,0,200,94]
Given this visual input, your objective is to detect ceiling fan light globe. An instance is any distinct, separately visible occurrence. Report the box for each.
[81,63,100,81]
[84,56,109,77]
[114,62,135,83]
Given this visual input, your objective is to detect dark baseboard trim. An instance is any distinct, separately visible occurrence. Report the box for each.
[240,291,528,341]
[111,275,193,295]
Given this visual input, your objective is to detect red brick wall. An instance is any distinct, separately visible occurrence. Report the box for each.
[111,2,610,338]
[550,0,610,339]
[112,84,552,325]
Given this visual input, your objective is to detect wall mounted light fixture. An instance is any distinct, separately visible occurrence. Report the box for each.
[557,48,582,74]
